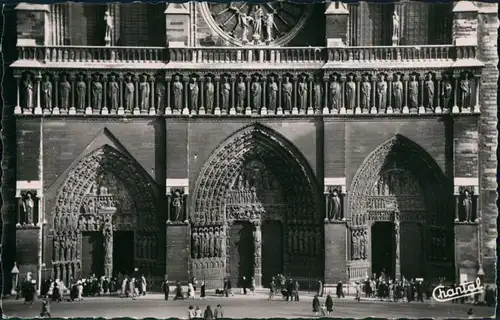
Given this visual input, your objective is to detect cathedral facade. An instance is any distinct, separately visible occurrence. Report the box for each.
[2,1,498,293]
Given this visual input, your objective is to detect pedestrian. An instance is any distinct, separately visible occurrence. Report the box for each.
[336,281,344,298]
[355,281,361,301]
[195,306,202,318]
[188,283,196,299]
[467,308,474,319]
[227,278,233,296]
[204,305,214,320]
[241,276,247,295]
[40,299,51,318]
[320,303,327,317]
[140,275,147,296]
[188,305,196,319]
[269,281,276,300]
[174,282,184,300]
[325,294,334,315]
[200,282,206,299]
[251,277,256,295]
[312,294,320,316]
[214,304,224,319]
[162,279,170,300]
[294,280,300,301]
[121,277,127,297]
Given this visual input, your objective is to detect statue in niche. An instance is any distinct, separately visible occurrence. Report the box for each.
[346,74,356,110]
[409,74,419,109]
[192,232,199,259]
[268,76,278,111]
[461,189,474,222]
[170,189,184,222]
[108,74,119,111]
[53,241,60,261]
[330,75,341,110]
[139,75,150,111]
[313,79,322,110]
[124,74,135,112]
[298,77,308,111]
[360,231,366,259]
[392,74,403,110]
[442,74,453,110]
[251,76,262,111]
[104,11,113,42]
[189,77,199,112]
[205,76,214,112]
[265,13,274,42]
[92,74,103,110]
[22,74,34,111]
[425,73,434,109]
[173,75,183,111]
[41,74,52,110]
[327,189,342,220]
[60,74,71,110]
[392,9,400,40]
[237,77,246,112]
[208,231,214,257]
[361,75,371,110]
[251,5,264,42]
[221,76,231,111]
[202,232,209,257]
[377,74,388,110]
[21,192,35,225]
[75,75,86,111]
[155,80,165,112]
[282,76,292,111]
[460,76,471,109]
[352,231,359,260]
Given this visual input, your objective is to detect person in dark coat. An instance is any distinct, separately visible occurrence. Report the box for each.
[286,279,293,301]
[223,279,229,297]
[200,282,206,299]
[203,305,214,320]
[312,294,320,316]
[336,281,344,298]
[293,281,300,301]
[214,304,224,319]
[162,279,170,300]
[40,299,51,318]
[174,282,184,300]
[325,294,334,315]
[227,278,233,296]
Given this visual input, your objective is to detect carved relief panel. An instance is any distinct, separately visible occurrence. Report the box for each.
[191,226,225,259]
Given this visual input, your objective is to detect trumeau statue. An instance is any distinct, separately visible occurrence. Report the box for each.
[173,75,183,111]
[41,75,52,110]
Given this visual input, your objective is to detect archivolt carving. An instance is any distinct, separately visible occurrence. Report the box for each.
[191,124,321,226]
[348,135,448,226]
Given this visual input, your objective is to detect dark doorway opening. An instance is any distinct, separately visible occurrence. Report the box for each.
[113,231,135,277]
[81,231,104,278]
[262,221,283,287]
[371,222,394,279]
[228,222,254,289]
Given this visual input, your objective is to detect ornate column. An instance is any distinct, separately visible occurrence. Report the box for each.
[308,77,313,114]
[14,74,22,114]
[34,73,42,114]
[246,77,251,115]
[435,74,442,113]
[69,74,76,114]
[261,76,267,112]
[102,76,108,114]
[355,75,361,114]
[473,75,480,113]
[199,78,205,114]
[387,73,393,113]
[183,77,189,115]
[230,77,236,115]
[394,211,401,280]
[277,78,282,114]
[133,76,140,115]
[292,76,298,114]
[371,76,376,114]
[340,75,346,114]
[403,75,409,113]
[101,207,116,279]
[150,76,156,115]
[166,76,172,114]
[454,186,460,222]
[452,72,460,113]
[252,220,262,288]
[322,77,329,114]
[419,74,425,113]
[86,74,92,114]
[215,76,220,115]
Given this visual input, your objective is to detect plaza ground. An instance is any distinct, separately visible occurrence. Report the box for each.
[2,292,495,319]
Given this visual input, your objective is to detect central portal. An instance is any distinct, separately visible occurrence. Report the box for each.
[113,231,135,277]
[371,222,394,279]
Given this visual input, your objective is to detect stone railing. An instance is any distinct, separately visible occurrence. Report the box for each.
[347,261,370,280]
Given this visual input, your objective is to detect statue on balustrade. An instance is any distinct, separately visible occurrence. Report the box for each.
[442,74,453,110]
[108,75,119,111]
[240,13,251,43]
[170,189,184,222]
[327,189,342,221]
[330,75,341,110]
[409,74,419,110]
[75,75,87,111]
[392,73,403,111]
[124,75,135,112]
[22,74,34,111]
[460,189,474,222]
[189,78,199,112]
[192,231,199,259]
[221,76,231,111]
[92,75,103,110]
[155,80,165,113]
[251,76,262,111]
[265,13,274,42]
[313,79,322,110]
[252,5,264,42]
[173,75,183,111]
[460,76,471,109]
[268,76,278,111]
[20,192,35,225]
[205,76,215,112]
[377,74,388,110]
[361,75,371,110]
[424,73,434,110]
[139,75,150,111]
[392,9,400,41]
[346,75,356,110]
[237,77,246,112]
[41,74,52,111]
[104,11,113,43]
[298,77,308,111]
[282,76,293,111]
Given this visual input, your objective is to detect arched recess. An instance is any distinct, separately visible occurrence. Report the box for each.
[49,145,160,282]
[190,123,323,287]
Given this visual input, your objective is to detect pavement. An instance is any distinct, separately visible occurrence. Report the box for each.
[2,292,496,319]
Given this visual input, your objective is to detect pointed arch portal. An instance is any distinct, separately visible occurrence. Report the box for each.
[190,124,323,288]
[49,145,159,283]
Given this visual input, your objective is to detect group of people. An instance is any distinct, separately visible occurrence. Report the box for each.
[269,274,301,301]
[353,276,429,302]
[187,304,224,319]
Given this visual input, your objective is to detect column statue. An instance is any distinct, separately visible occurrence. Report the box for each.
[377,74,388,110]
[251,76,262,111]
[394,222,400,259]
[75,75,86,111]
[460,76,471,110]
[208,230,215,257]
[139,75,150,111]
[298,78,308,111]
[268,76,278,112]
[442,74,453,110]
[189,78,199,112]
[108,74,119,111]
[330,75,341,110]
[192,231,200,259]
[392,74,403,111]
[361,75,371,110]
[214,231,221,257]
[409,74,419,110]
[313,79,322,110]
[327,189,342,221]
[221,76,231,112]
[205,76,215,112]
[282,76,293,111]
[155,81,165,113]
[346,74,356,110]
[425,73,435,110]
[352,230,359,260]
[41,74,52,111]
[173,75,183,111]
[124,75,135,112]
[21,192,35,225]
[91,74,103,110]
[237,77,246,112]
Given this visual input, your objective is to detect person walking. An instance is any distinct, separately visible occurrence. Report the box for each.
[203,305,214,320]
[214,304,224,319]
[325,294,334,316]
[200,282,206,299]
[336,281,344,298]
[250,277,256,295]
[269,281,276,300]
[161,279,170,300]
[355,281,361,301]
[312,294,320,316]
[40,299,51,318]
[188,305,196,319]
[188,283,196,299]
[294,280,300,301]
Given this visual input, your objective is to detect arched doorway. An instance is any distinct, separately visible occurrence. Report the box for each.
[49,145,159,285]
[347,135,453,281]
[190,124,323,289]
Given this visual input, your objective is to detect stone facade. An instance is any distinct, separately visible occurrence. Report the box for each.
[2,1,497,293]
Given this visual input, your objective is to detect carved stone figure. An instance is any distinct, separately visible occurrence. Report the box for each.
[298,230,305,254]
[237,77,246,112]
[108,75,119,110]
[360,231,366,259]
[155,81,165,112]
[221,76,231,111]
[327,189,342,220]
[170,189,184,221]
[352,231,359,260]
[442,75,453,109]
[192,232,199,259]
[60,74,71,110]
[205,76,215,112]
[392,74,403,110]
[251,5,264,42]
[21,192,35,225]
[265,13,274,42]
[392,9,400,40]
[330,75,341,110]
[240,13,252,43]
[346,75,356,110]
[92,75,103,110]
[22,74,34,111]
[53,240,60,261]
[41,75,52,110]
[104,11,113,42]
[124,75,135,111]
[461,189,473,222]
[409,74,419,109]
[139,75,150,111]
[298,78,308,111]
[394,223,400,259]
[377,74,388,110]
[282,76,292,111]
[202,232,209,257]
[173,75,183,111]
[313,80,322,110]
[460,76,471,109]
[361,75,371,110]
[251,76,262,111]
[75,76,86,111]
[288,231,294,253]
[189,78,199,112]
[208,231,215,257]
[425,73,434,109]
[214,231,221,257]
[268,76,278,111]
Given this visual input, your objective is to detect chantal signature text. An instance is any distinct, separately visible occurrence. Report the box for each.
[432,278,484,302]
